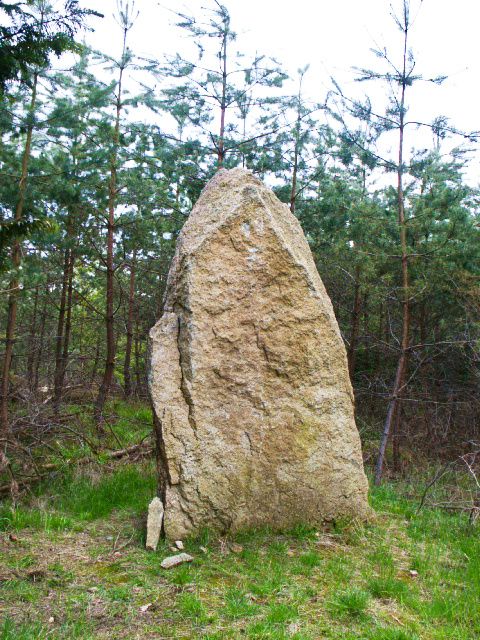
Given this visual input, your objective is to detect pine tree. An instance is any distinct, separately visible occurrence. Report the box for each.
[159,1,286,171]
[93,0,138,426]
[0,0,101,92]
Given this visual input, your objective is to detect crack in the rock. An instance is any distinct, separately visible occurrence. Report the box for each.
[255,326,271,363]
[176,315,200,443]
[152,405,170,538]
[244,430,254,455]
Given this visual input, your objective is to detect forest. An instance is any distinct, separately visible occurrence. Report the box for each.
[0,1,479,639]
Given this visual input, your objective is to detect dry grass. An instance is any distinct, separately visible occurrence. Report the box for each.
[1,463,479,639]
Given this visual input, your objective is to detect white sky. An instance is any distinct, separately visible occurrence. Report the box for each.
[79,0,480,179]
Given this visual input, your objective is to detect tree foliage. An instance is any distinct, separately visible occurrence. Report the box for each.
[0,0,479,476]
[0,0,102,91]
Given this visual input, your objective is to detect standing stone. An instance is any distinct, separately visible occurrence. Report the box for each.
[150,168,369,540]
[145,497,164,551]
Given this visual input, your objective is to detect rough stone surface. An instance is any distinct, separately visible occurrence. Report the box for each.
[160,553,193,569]
[145,497,164,551]
[150,168,369,540]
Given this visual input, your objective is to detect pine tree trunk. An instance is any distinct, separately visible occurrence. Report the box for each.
[392,407,402,472]
[93,209,116,426]
[289,141,299,215]
[289,104,302,214]
[0,73,38,433]
[347,265,362,377]
[53,249,70,411]
[375,23,410,485]
[363,291,370,370]
[61,252,74,387]
[53,193,76,410]
[123,251,136,398]
[26,284,39,389]
[33,286,48,393]
[90,339,100,388]
[290,71,305,215]
[217,29,228,168]
[54,248,74,410]
[134,307,142,396]
[94,28,128,426]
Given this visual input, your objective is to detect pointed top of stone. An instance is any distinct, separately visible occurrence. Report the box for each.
[178,168,269,253]
[165,168,333,325]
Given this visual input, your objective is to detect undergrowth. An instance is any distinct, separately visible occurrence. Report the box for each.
[0,401,478,639]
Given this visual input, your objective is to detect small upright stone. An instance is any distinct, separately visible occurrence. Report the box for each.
[150,168,369,540]
[145,497,164,551]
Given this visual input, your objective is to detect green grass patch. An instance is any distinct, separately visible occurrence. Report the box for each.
[367,575,409,601]
[223,588,259,619]
[109,400,152,445]
[298,550,322,568]
[328,587,370,618]
[266,602,298,624]
[1,462,156,533]
[370,629,420,640]
[1,410,479,640]
[1,619,49,640]
[48,462,156,521]
[0,506,74,532]
[177,592,209,624]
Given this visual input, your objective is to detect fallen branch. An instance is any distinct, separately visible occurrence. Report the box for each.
[416,461,453,513]
[0,441,153,498]
[416,448,480,524]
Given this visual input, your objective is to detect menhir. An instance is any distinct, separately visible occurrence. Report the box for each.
[150,168,369,539]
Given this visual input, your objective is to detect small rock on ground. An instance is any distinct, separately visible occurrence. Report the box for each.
[160,553,193,569]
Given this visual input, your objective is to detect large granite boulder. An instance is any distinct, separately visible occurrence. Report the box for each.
[150,168,369,539]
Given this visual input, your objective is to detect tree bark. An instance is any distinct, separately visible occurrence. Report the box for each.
[289,110,301,214]
[61,252,74,387]
[0,72,38,433]
[53,246,74,411]
[94,25,128,426]
[347,265,362,378]
[217,24,228,168]
[134,305,142,395]
[33,286,48,392]
[289,75,305,215]
[123,250,136,398]
[26,284,39,389]
[90,338,100,387]
[375,14,410,485]
[363,291,370,371]
[53,248,70,411]
[289,134,299,215]
[392,406,402,473]
[53,201,77,411]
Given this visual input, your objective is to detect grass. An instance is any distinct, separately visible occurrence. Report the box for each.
[0,506,74,532]
[328,587,370,618]
[0,463,156,531]
[1,401,479,639]
[52,463,156,521]
[367,575,409,601]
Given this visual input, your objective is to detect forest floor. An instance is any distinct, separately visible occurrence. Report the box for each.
[0,402,479,640]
